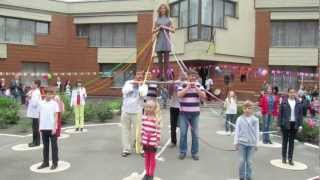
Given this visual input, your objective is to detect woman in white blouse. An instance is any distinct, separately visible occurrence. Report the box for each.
[27,80,42,147]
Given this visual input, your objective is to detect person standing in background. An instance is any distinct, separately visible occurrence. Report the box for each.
[0,78,6,96]
[10,74,23,103]
[26,80,42,147]
[70,80,87,132]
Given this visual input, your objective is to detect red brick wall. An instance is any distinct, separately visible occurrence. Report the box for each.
[0,12,154,97]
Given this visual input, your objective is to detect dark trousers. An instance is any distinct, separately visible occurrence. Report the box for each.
[32,118,40,145]
[157,51,170,81]
[170,107,179,145]
[41,130,59,165]
[281,122,297,161]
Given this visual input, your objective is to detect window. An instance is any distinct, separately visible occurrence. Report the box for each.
[36,22,49,35]
[213,0,224,27]
[179,0,188,28]
[269,66,316,92]
[21,20,35,44]
[225,1,236,17]
[271,21,318,47]
[22,62,50,87]
[100,63,135,87]
[0,16,49,44]
[0,17,4,42]
[5,18,20,42]
[170,3,179,17]
[78,23,137,48]
[76,24,89,37]
[170,0,237,41]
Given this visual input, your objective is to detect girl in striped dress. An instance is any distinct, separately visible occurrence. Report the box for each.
[142,100,161,180]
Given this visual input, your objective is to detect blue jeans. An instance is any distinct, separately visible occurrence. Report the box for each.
[179,112,199,155]
[263,114,272,143]
[239,144,255,179]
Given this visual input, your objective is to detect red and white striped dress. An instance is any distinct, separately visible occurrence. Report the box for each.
[141,115,160,147]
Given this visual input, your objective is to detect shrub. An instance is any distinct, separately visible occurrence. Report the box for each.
[296,120,319,144]
[84,103,97,122]
[0,97,20,129]
[62,110,73,125]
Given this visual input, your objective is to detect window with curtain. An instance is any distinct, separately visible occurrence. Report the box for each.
[125,24,136,47]
[5,18,21,42]
[0,16,46,44]
[213,0,224,27]
[89,24,101,47]
[170,0,236,41]
[76,24,89,37]
[21,20,35,44]
[79,23,137,48]
[170,3,179,17]
[179,0,188,28]
[36,22,49,35]
[113,24,125,47]
[100,63,135,87]
[271,21,318,47]
[201,0,212,26]
[225,1,236,17]
[0,17,4,42]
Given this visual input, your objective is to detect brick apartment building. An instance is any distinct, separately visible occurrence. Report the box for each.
[0,0,318,98]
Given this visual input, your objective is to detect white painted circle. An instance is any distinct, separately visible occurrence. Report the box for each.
[270,159,308,171]
[307,176,320,180]
[258,141,282,148]
[58,133,70,139]
[64,128,88,134]
[12,144,43,151]
[30,161,71,174]
[123,173,162,180]
[216,130,234,136]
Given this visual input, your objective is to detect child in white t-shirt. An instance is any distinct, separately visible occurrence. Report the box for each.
[224,91,238,133]
[37,87,60,170]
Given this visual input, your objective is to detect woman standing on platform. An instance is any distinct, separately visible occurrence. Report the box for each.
[153,4,175,81]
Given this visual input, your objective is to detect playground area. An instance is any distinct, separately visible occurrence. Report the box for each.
[0,107,318,180]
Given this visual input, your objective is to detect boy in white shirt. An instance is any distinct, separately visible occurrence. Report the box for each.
[37,87,60,170]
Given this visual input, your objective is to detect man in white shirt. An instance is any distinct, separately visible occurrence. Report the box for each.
[121,71,147,157]
[278,88,303,166]
[37,87,60,170]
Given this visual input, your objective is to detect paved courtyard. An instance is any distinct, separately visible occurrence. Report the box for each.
[0,108,319,180]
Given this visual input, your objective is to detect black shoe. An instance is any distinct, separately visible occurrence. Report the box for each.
[178,153,186,160]
[80,128,83,132]
[140,153,144,158]
[282,159,287,164]
[75,128,79,131]
[37,163,49,169]
[268,141,273,144]
[121,152,131,157]
[149,176,154,180]
[28,143,35,147]
[240,178,244,180]
[50,164,58,170]
[289,160,294,166]
[192,154,199,161]
[142,175,148,180]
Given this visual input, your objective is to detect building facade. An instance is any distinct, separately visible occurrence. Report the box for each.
[0,0,318,98]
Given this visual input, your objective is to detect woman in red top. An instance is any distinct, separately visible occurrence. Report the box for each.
[141,100,161,180]
[259,85,280,144]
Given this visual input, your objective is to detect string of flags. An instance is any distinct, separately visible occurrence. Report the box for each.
[178,64,319,78]
[0,72,99,80]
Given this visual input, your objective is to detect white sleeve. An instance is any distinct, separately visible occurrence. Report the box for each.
[255,117,260,146]
[122,81,133,95]
[70,90,74,107]
[83,88,87,98]
[233,117,240,145]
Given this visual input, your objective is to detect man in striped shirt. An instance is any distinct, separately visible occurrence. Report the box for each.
[177,70,206,160]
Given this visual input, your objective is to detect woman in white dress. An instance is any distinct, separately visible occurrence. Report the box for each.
[27,80,42,147]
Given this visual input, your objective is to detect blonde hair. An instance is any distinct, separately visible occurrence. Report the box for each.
[242,100,254,109]
[157,4,170,17]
